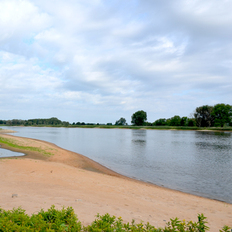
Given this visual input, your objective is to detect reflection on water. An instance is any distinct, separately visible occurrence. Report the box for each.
[132,129,147,145]
[2,126,232,203]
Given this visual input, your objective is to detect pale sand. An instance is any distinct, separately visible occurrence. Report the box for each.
[0,133,231,231]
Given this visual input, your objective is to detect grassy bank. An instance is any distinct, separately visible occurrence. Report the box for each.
[65,125,232,131]
[0,205,230,231]
[2,125,232,131]
[0,136,54,157]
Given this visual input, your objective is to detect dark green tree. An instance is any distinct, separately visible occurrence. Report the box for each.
[115,117,127,126]
[131,110,147,126]
[187,118,196,126]
[48,117,62,125]
[169,115,181,126]
[194,105,214,127]
[0,120,5,124]
[153,118,167,126]
[211,103,232,127]
[180,117,188,126]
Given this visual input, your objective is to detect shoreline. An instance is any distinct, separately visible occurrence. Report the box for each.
[0,130,231,204]
[0,133,122,177]
[0,132,230,204]
[1,125,232,133]
[0,133,232,230]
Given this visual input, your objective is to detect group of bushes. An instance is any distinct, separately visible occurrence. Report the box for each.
[0,205,230,231]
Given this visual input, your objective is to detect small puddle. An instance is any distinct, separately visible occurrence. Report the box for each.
[0,146,25,158]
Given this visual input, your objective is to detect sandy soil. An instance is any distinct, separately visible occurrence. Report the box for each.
[0,133,231,231]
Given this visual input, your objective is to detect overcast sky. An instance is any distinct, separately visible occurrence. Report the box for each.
[0,0,232,124]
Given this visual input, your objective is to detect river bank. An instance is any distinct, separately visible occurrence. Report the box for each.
[1,125,232,132]
[0,133,231,231]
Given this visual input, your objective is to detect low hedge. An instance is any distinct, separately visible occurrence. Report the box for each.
[0,205,230,231]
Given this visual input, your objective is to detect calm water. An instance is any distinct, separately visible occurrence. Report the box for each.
[0,145,25,158]
[1,126,232,203]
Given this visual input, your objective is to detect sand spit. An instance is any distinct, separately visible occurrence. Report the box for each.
[0,133,231,231]
[0,129,17,133]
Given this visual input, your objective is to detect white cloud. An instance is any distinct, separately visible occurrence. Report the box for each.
[0,0,232,122]
[0,0,51,41]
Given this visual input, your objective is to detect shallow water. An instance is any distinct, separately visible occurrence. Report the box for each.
[2,126,232,203]
[0,146,25,158]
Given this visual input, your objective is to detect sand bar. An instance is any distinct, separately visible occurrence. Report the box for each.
[0,133,231,231]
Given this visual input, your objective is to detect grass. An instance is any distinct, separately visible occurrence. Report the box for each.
[0,136,54,157]
[2,124,232,131]
[0,206,230,231]
[67,125,232,131]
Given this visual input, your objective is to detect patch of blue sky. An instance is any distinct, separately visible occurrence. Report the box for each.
[136,12,149,22]
[37,59,60,73]
[104,0,139,14]
[173,90,196,96]
[23,37,35,45]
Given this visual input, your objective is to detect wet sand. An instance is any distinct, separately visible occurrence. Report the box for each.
[0,133,231,231]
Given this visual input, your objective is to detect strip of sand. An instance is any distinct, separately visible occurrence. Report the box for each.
[0,133,231,231]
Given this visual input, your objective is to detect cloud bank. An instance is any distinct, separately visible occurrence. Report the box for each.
[0,0,232,123]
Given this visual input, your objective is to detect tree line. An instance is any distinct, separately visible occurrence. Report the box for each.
[129,103,232,127]
[0,117,70,127]
[0,103,231,128]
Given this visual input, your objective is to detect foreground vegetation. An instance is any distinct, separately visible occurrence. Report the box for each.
[0,206,230,232]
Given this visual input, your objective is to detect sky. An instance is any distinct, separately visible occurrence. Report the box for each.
[0,0,232,124]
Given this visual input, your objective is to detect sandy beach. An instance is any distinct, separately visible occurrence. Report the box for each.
[0,132,231,231]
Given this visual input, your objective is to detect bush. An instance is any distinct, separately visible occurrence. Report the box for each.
[0,206,231,231]
[0,205,81,231]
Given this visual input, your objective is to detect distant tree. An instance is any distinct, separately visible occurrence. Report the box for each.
[6,120,12,126]
[166,118,171,126]
[115,117,127,126]
[131,110,147,126]
[211,103,232,127]
[62,121,70,127]
[169,115,181,126]
[180,117,188,126]
[48,117,62,125]
[194,105,214,127]
[187,118,196,127]
[107,123,113,125]
[153,118,167,126]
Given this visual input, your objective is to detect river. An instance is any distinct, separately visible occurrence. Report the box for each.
[1,126,232,203]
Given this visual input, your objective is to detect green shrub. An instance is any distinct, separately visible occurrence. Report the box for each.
[0,205,81,231]
[0,206,230,231]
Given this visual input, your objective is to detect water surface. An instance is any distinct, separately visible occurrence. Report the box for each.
[2,126,232,203]
[0,146,25,158]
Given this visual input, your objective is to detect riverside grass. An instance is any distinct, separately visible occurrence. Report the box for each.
[0,206,230,232]
[2,125,232,131]
[48,124,232,131]
[0,136,54,157]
